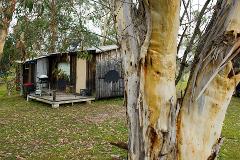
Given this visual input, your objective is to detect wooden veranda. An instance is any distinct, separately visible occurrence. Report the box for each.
[27,92,95,108]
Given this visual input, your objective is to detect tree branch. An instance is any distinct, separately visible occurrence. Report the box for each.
[176,0,212,84]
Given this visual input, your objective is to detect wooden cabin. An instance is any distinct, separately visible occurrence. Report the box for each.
[16,45,124,101]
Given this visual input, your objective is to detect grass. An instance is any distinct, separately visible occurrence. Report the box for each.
[219,97,240,159]
[0,84,239,159]
[0,84,6,97]
[0,85,127,159]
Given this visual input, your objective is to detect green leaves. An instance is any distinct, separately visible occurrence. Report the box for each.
[7,0,115,62]
[0,35,17,72]
[43,0,51,10]
[24,0,34,12]
[77,51,93,60]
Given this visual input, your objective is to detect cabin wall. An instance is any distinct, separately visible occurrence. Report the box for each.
[76,58,87,93]
[95,49,124,99]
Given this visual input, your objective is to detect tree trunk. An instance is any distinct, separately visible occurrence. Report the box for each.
[49,0,57,53]
[178,0,240,159]
[115,0,180,159]
[0,29,8,60]
[0,0,16,60]
[114,0,240,159]
[101,13,110,45]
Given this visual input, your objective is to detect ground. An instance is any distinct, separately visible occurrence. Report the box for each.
[0,84,239,159]
[0,85,127,159]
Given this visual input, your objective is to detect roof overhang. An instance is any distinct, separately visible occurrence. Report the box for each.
[16,45,119,64]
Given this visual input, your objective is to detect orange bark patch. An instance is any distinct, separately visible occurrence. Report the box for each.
[144,0,179,127]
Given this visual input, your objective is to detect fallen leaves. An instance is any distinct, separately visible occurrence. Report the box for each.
[0,96,127,159]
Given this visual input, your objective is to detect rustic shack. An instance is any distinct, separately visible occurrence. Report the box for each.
[16,45,124,104]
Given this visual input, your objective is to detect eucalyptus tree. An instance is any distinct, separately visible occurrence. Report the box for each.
[0,0,16,60]
[0,35,16,73]
[84,0,117,45]
[114,0,240,159]
[13,0,101,59]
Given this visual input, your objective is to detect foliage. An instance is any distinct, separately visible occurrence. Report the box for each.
[12,0,103,59]
[0,0,16,29]
[52,68,70,82]
[2,0,116,74]
[0,68,16,96]
[0,35,17,73]
[77,50,93,60]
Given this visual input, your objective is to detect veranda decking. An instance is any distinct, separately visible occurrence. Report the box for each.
[27,92,95,108]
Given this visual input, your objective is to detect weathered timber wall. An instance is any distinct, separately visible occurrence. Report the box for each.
[95,49,124,99]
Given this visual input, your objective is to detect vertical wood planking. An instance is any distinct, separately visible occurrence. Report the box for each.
[95,49,124,99]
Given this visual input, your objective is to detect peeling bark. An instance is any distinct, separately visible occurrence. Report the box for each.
[0,29,8,60]
[178,0,240,159]
[115,0,180,159]
[142,1,179,159]
[114,0,240,159]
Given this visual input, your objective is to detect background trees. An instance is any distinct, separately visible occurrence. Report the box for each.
[0,0,117,76]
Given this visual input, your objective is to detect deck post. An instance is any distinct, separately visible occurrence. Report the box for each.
[53,90,56,101]
[24,93,95,107]
[52,103,59,108]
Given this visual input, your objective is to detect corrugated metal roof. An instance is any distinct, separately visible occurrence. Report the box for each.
[16,45,119,64]
[15,52,72,63]
[87,44,119,53]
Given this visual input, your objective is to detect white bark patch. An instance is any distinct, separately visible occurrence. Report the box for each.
[179,72,239,160]
[226,0,240,35]
[0,29,8,59]
[179,0,240,159]
[115,0,180,159]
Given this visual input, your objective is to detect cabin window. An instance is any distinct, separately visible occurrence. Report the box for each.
[58,62,70,76]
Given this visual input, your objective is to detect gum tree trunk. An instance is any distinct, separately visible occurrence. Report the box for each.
[114,0,240,159]
[0,0,16,60]
[0,29,8,59]
[115,0,179,159]
[49,0,57,53]
[178,1,240,159]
